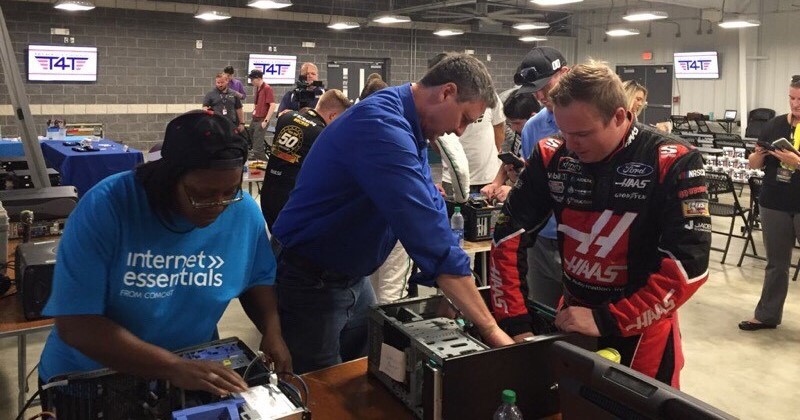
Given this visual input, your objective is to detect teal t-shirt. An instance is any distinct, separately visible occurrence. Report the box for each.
[39,171,275,381]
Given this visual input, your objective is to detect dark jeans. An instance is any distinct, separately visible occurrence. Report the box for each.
[276,258,376,374]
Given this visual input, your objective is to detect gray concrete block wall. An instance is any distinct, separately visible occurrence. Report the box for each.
[0,2,533,151]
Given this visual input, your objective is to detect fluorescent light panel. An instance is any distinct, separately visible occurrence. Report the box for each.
[328,21,360,30]
[513,22,550,30]
[623,10,668,22]
[718,19,760,28]
[372,14,412,24]
[247,0,293,9]
[606,28,640,37]
[531,0,583,5]
[434,28,464,36]
[195,10,232,21]
[54,0,96,11]
[519,36,548,42]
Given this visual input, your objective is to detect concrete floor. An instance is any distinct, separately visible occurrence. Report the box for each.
[3,186,800,419]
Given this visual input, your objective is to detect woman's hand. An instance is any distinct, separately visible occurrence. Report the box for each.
[166,358,248,396]
[769,148,800,168]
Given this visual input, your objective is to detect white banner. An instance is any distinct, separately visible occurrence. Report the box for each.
[28,45,98,82]
[247,54,297,85]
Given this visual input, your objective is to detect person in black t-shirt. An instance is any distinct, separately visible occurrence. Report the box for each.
[261,89,351,228]
[740,75,800,331]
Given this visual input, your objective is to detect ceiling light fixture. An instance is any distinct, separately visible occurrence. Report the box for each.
[605,28,641,37]
[623,10,668,22]
[372,14,412,24]
[530,0,583,6]
[718,18,760,28]
[53,0,96,11]
[247,0,293,9]
[513,22,550,30]
[194,9,232,21]
[328,21,360,30]
[433,28,465,36]
[519,36,548,42]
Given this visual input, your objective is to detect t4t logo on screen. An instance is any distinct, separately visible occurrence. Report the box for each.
[36,55,88,71]
[252,62,291,76]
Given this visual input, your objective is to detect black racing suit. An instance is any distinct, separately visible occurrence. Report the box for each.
[261,109,326,228]
[490,122,711,388]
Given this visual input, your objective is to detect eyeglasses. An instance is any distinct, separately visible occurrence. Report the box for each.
[184,185,243,209]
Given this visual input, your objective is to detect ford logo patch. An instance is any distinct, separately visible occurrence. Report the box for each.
[616,162,653,177]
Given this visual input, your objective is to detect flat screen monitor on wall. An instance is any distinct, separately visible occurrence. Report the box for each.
[247,54,297,85]
[27,45,98,82]
[674,51,719,79]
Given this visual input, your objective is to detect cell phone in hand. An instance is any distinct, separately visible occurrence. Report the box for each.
[498,152,524,169]
[772,138,798,154]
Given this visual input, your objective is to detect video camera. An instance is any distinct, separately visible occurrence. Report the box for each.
[292,74,324,109]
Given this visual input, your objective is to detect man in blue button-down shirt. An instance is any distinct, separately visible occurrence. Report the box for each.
[271,53,514,373]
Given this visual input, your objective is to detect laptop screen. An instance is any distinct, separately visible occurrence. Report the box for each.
[724,110,737,120]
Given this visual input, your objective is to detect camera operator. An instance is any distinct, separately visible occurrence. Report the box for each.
[278,62,325,116]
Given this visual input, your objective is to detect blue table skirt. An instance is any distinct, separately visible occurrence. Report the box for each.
[40,139,143,196]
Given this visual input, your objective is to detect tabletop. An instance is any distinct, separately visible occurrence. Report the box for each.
[301,357,414,420]
[40,139,143,196]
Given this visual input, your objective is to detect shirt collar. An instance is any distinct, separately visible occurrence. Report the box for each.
[402,83,426,150]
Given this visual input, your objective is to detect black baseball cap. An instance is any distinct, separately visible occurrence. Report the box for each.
[515,47,566,94]
[248,69,264,79]
[161,110,247,169]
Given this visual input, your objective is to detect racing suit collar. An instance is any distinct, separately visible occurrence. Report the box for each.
[599,112,636,163]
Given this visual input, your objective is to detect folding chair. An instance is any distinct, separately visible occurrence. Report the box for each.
[705,171,754,264]
[737,176,800,281]
[687,112,713,135]
[670,115,692,134]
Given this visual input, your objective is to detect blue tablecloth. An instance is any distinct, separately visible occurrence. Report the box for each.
[40,139,143,196]
[0,139,26,157]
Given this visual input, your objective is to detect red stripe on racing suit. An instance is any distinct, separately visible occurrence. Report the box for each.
[489,123,710,386]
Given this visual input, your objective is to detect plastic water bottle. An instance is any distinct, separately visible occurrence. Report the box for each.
[493,389,523,420]
[450,206,464,246]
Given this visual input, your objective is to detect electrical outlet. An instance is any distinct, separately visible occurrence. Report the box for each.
[69,37,75,44]
[63,36,69,44]
[486,54,491,62]
[196,40,203,49]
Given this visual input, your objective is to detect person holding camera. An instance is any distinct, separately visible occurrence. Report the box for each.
[278,62,325,116]
[740,75,800,331]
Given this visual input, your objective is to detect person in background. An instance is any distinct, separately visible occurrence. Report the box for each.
[622,80,648,119]
[248,69,277,161]
[224,66,246,101]
[490,61,710,388]
[359,73,388,101]
[278,62,324,115]
[740,75,800,331]
[261,89,351,229]
[39,110,290,397]
[271,53,514,374]
[203,73,245,133]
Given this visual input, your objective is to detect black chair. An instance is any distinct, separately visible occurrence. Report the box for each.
[737,176,800,281]
[705,171,754,264]
[745,108,776,139]
[670,115,692,134]
[712,134,746,150]
[687,112,713,135]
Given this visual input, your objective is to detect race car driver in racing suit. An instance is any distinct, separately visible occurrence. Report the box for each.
[489,61,711,388]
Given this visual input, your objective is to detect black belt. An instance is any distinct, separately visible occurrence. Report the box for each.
[271,238,359,285]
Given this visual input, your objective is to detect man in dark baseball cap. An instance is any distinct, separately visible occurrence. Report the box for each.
[514,46,571,159]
